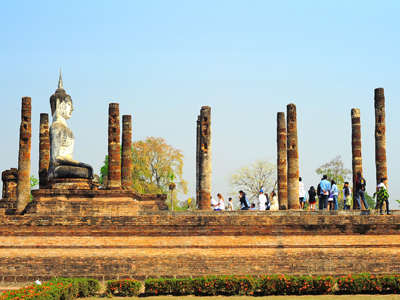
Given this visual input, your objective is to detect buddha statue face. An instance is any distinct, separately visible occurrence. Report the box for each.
[58,97,74,120]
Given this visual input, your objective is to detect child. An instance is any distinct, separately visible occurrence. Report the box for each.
[227,197,233,211]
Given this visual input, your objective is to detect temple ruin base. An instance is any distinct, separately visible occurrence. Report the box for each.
[0,212,400,284]
[22,188,168,216]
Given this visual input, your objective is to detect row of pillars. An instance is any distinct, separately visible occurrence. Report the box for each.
[276,104,299,209]
[276,88,387,210]
[14,101,134,213]
[107,103,133,190]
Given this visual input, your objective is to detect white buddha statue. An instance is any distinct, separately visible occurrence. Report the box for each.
[48,71,94,180]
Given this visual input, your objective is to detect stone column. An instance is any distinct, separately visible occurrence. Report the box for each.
[16,97,32,213]
[121,115,132,190]
[286,104,299,210]
[2,168,18,199]
[198,106,211,210]
[375,88,387,210]
[107,103,121,190]
[351,108,363,209]
[39,113,50,188]
[277,112,287,210]
[196,115,201,207]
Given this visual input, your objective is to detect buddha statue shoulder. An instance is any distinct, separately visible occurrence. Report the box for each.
[48,71,94,180]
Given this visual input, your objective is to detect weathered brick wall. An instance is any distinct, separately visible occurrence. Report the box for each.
[0,212,400,283]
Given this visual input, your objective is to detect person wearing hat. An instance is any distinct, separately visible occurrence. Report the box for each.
[355,171,369,210]
[376,177,390,215]
[258,189,266,211]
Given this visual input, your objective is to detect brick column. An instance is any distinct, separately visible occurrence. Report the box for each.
[375,88,387,209]
[198,106,211,210]
[39,113,50,188]
[196,115,201,207]
[286,104,299,210]
[16,97,32,213]
[107,103,121,190]
[2,168,18,199]
[351,108,363,209]
[277,112,287,210]
[121,115,132,190]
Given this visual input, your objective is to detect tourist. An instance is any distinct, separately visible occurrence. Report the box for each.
[328,191,334,210]
[308,186,317,211]
[331,180,339,210]
[227,197,233,211]
[270,191,279,210]
[355,172,369,210]
[299,177,306,209]
[216,193,225,210]
[211,197,220,211]
[250,203,257,210]
[258,190,266,211]
[317,182,322,210]
[319,175,331,210]
[342,182,352,210]
[376,177,390,215]
[238,190,250,210]
[265,193,271,210]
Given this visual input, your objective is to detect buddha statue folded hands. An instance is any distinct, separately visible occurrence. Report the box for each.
[47,71,94,180]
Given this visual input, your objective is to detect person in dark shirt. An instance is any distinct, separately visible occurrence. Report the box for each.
[355,172,369,209]
[308,186,317,211]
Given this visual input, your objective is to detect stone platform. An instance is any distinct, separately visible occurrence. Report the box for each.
[0,211,400,283]
[23,188,168,216]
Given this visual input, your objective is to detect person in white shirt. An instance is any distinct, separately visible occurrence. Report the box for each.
[227,197,233,210]
[270,191,279,211]
[258,190,266,211]
[210,197,219,211]
[216,193,225,210]
[299,177,306,209]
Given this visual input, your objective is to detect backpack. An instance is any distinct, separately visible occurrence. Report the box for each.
[357,177,366,189]
[377,187,389,203]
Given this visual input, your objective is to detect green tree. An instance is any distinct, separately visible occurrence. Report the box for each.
[316,155,352,209]
[315,155,351,186]
[30,175,39,201]
[227,158,276,201]
[99,137,188,209]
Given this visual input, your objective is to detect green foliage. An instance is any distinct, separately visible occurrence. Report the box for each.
[30,175,39,201]
[98,137,188,209]
[99,155,108,186]
[365,192,376,209]
[259,274,334,295]
[0,277,99,300]
[144,274,400,296]
[106,278,142,297]
[316,155,351,186]
[337,273,400,294]
[145,276,256,296]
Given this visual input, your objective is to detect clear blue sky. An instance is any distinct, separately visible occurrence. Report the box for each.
[1,0,399,207]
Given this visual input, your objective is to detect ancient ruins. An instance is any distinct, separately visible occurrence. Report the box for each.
[196,106,212,210]
[286,103,299,210]
[351,108,363,209]
[276,112,287,210]
[0,77,397,282]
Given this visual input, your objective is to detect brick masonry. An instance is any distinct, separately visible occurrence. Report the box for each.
[1,212,400,283]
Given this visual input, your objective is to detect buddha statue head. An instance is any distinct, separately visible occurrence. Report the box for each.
[50,70,74,122]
